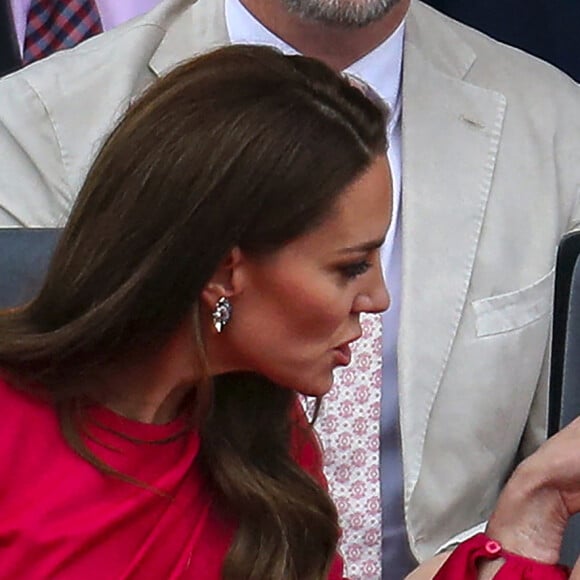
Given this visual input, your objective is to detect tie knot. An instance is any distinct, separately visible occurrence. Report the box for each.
[343,73,393,139]
[343,73,379,102]
[343,73,390,114]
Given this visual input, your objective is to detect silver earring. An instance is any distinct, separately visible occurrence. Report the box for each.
[212,296,232,333]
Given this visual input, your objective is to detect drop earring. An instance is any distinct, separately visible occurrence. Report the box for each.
[212,296,232,334]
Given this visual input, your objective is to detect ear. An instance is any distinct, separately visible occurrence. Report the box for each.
[200,246,246,310]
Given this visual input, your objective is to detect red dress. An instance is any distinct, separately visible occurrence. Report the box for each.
[0,377,343,579]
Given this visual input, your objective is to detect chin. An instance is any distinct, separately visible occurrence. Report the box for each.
[293,374,334,398]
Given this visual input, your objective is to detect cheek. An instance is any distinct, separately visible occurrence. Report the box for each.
[225,273,359,395]
[232,276,351,365]
[273,279,350,344]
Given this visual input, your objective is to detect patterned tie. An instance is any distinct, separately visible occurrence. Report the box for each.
[315,74,386,580]
[23,0,103,65]
[317,313,383,580]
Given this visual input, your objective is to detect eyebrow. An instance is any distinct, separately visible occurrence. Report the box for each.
[338,236,386,254]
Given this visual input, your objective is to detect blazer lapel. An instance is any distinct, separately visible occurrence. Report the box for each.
[398,2,507,496]
[149,0,229,78]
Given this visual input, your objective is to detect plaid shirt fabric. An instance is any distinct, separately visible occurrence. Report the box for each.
[23,0,103,65]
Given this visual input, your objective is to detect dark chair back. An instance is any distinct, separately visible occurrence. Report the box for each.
[0,0,22,77]
[549,231,580,566]
[0,228,60,309]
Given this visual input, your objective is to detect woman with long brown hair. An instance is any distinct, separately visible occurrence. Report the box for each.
[0,44,577,580]
[0,44,390,578]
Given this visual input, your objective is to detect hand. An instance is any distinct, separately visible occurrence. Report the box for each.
[486,416,580,564]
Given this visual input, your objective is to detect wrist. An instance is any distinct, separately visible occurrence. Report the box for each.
[432,534,569,580]
[486,461,567,564]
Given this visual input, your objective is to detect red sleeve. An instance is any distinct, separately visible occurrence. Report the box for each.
[434,534,570,579]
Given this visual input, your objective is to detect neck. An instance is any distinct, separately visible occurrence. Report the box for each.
[98,322,200,425]
[102,375,195,425]
[240,0,410,70]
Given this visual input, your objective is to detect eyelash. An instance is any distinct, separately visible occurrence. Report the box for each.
[339,260,372,279]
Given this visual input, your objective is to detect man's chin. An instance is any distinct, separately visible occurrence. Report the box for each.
[280,0,402,28]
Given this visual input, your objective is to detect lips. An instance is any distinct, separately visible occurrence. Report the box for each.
[334,336,360,364]
[333,331,362,366]
[334,343,352,366]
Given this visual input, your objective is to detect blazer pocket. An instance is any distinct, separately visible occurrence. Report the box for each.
[472,268,555,337]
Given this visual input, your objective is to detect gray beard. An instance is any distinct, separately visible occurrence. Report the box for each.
[281,0,402,27]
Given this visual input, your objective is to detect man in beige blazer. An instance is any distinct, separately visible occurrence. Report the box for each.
[0,0,579,578]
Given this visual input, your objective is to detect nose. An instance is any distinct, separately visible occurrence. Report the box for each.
[352,267,390,314]
[372,279,391,313]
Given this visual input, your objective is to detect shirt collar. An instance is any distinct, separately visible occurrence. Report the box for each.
[225,0,405,120]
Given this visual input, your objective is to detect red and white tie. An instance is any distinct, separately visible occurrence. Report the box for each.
[317,313,383,579]
[318,74,387,580]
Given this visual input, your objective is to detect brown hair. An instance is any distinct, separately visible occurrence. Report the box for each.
[0,46,387,578]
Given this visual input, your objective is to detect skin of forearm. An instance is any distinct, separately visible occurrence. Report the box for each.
[404,552,450,579]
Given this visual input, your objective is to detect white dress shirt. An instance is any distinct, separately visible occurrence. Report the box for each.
[226,1,414,577]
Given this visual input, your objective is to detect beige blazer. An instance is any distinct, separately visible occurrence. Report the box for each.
[1,0,579,567]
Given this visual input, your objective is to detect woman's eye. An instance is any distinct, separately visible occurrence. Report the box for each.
[339,260,371,279]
